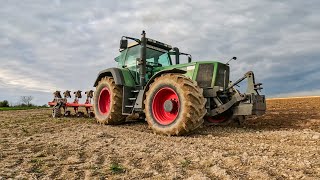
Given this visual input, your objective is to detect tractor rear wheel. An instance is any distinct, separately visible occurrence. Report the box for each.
[93,77,126,124]
[144,73,206,135]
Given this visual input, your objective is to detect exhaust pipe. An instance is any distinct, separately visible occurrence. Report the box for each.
[139,30,147,87]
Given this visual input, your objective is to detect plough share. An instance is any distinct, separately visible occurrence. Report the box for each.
[48,90,94,118]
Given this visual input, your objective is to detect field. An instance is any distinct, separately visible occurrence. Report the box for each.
[0,97,319,179]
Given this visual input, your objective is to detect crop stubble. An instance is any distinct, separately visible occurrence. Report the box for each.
[0,97,319,179]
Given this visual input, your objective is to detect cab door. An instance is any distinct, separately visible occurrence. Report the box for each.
[123,45,140,83]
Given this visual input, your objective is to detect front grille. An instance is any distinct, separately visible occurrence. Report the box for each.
[196,64,214,87]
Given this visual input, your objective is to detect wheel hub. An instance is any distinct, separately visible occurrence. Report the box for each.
[152,87,180,125]
[164,100,173,112]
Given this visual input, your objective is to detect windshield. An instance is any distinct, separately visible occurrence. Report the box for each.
[124,45,171,70]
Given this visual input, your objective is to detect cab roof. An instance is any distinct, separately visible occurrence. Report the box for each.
[122,38,173,52]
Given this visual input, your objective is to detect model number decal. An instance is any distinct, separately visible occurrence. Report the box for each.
[187,66,195,70]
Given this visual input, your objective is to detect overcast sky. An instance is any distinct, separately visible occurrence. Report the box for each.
[0,0,319,105]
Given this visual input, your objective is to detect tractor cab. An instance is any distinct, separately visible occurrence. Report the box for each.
[115,35,191,83]
[115,43,172,70]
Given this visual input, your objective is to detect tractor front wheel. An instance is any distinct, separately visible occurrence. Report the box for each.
[144,73,206,135]
[204,110,233,125]
[93,77,126,124]
[205,111,245,126]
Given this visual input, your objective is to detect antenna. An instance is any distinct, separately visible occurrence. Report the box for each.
[226,57,237,65]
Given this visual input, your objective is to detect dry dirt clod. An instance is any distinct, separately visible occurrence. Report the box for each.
[311,134,319,140]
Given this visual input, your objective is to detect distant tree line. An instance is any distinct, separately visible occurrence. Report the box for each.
[0,96,47,107]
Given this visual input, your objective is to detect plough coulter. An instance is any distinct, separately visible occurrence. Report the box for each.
[48,90,94,118]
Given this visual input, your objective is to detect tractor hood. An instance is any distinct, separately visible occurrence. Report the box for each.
[153,61,229,89]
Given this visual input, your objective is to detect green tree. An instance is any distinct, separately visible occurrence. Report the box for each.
[0,100,9,107]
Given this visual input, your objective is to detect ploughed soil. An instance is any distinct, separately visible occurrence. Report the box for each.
[0,97,319,179]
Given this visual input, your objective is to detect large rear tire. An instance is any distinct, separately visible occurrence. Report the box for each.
[144,73,206,135]
[93,77,126,124]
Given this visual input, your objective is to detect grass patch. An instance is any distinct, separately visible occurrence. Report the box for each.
[21,127,29,135]
[109,163,125,174]
[181,158,191,167]
[30,158,43,164]
[29,158,44,175]
[29,165,43,174]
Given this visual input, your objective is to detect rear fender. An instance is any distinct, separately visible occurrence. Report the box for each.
[93,68,125,87]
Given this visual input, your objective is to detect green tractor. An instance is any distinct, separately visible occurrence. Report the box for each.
[93,31,266,135]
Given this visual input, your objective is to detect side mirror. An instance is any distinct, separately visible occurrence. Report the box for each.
[120,39,128,49]
[226,56,237,65]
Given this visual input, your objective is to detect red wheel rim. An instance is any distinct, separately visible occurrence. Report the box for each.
[205,116,226,123]
[152,87,180,125]
[98,87,111,115]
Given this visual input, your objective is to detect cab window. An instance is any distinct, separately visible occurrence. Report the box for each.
[124,45,140,70]
[146,48,171,66]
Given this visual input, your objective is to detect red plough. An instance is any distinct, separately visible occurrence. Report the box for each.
[48,90,94,118]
